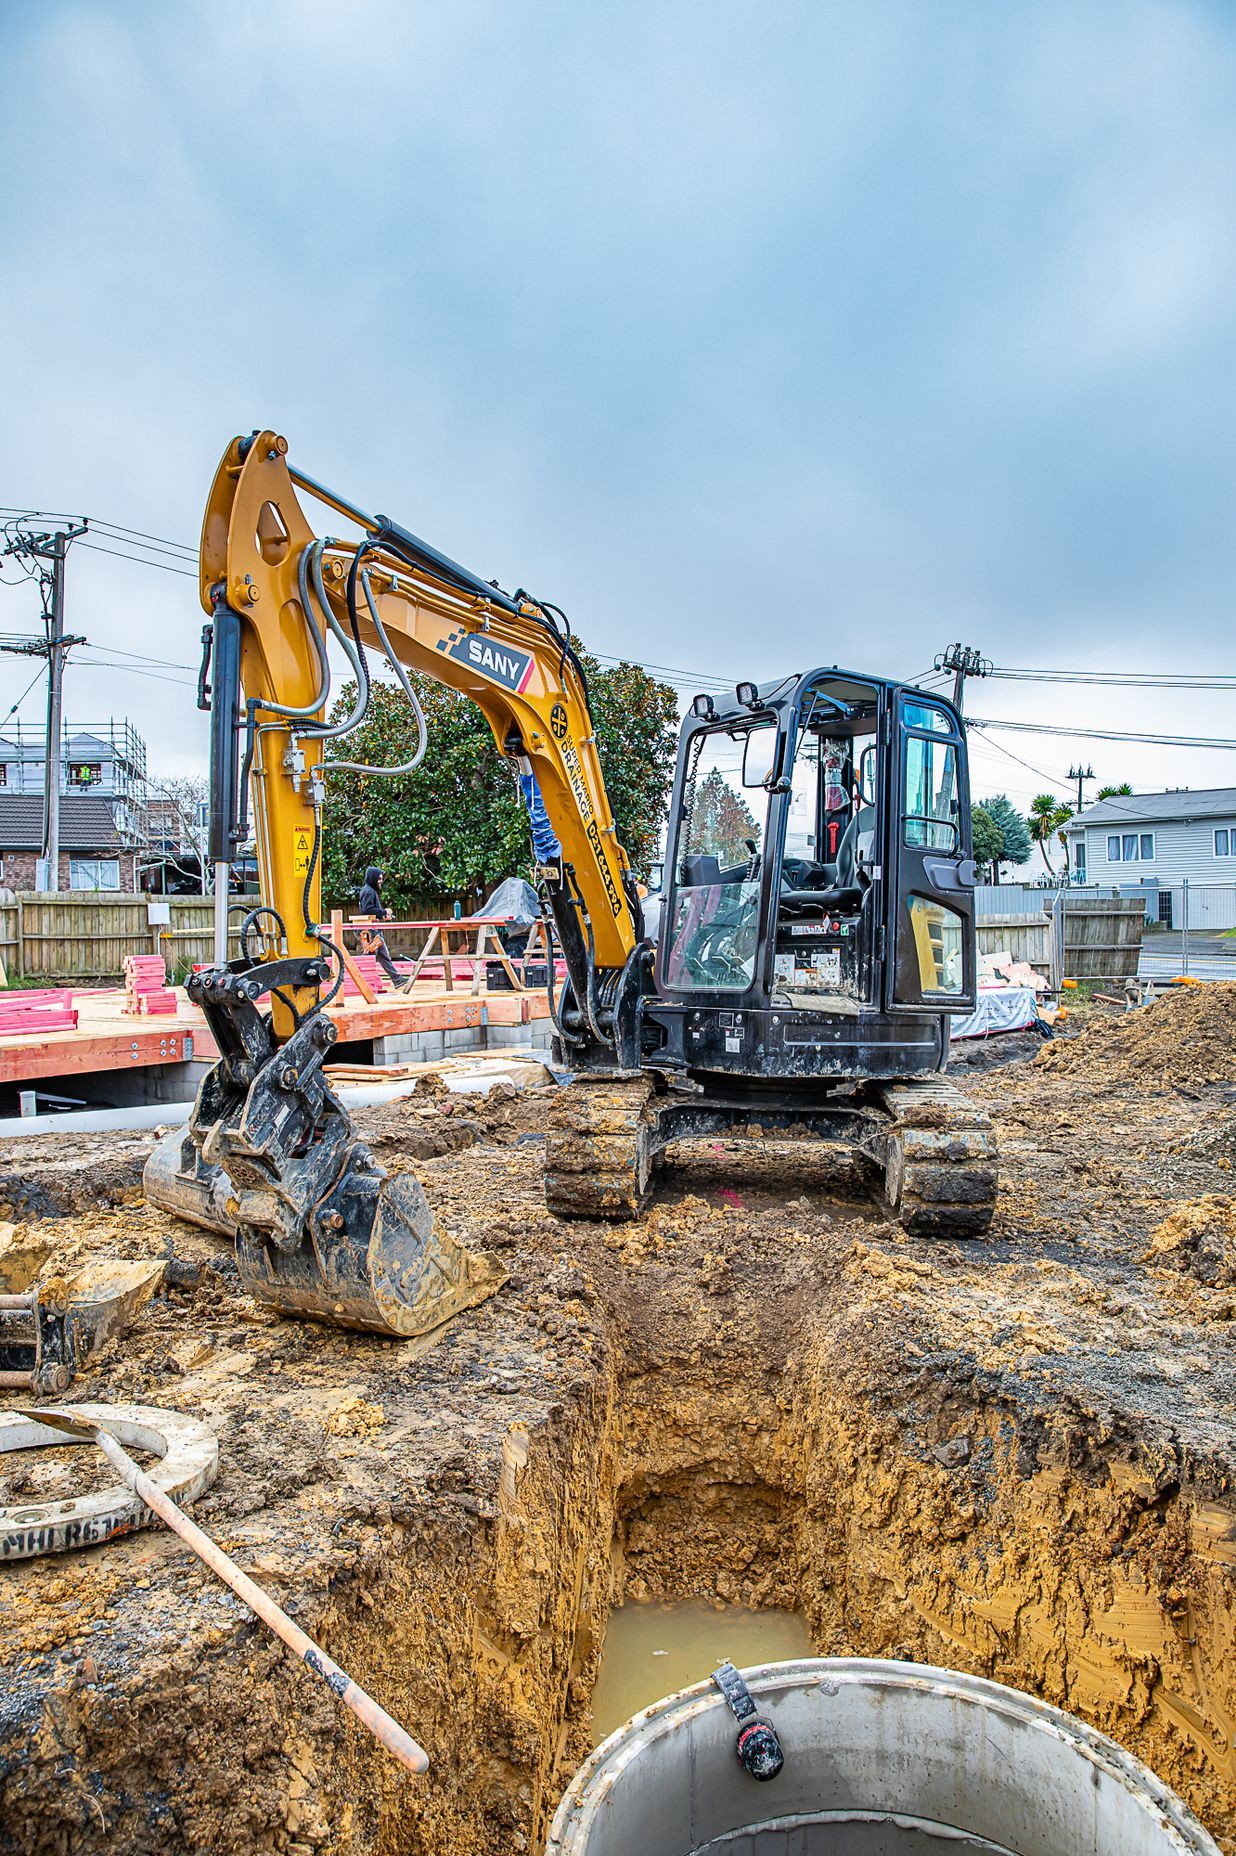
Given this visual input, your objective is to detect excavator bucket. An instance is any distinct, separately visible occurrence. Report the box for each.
[142,964,503,1340]
[144,1123,503,1339]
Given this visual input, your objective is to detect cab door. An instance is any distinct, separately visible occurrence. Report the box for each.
[884,691,978,1013]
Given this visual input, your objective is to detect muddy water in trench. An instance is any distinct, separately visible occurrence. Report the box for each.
[589,1600,813,1744]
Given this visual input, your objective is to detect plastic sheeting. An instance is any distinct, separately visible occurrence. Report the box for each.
[472,877,541,924]
[950,985,1039,1041]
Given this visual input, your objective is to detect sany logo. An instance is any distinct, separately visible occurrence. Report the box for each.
[437,629,534,693]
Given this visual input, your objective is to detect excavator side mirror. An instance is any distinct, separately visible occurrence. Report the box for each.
[741,725,777,789]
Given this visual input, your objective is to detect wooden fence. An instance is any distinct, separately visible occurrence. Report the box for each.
[1060,895,1146,981]
[0,892,469,982]
[976,913,1051,975]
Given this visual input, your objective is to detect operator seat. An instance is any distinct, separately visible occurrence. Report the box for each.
[780,805,875,915]
[681,854,722,887]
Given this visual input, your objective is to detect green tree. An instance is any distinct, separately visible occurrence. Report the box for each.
[687,768,759,867]
[321,652,679,915]
[1096,781,1133,801]
[1027,792,1074,877]
[974,794,1032,878]
[971,803,1004,877]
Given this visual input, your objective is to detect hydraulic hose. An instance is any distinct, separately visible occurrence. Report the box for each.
[325,569,427,777]
[301,541,370,743]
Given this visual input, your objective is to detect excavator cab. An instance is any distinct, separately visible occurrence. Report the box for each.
[646,671,977,1076]
[544,671,996,1234]
[538,675,994,1239]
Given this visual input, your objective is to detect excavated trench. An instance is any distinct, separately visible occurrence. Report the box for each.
[3,999,1236,1856]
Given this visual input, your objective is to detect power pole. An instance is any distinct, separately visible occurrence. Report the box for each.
[934,643,992,715]
[1067,763,1094,818]
[0,519,88,890]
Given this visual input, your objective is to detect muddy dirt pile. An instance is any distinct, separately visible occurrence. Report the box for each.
[1,1054,1236,1855]
[1145,1194,1236,1289]
[1035,980,1236,1088]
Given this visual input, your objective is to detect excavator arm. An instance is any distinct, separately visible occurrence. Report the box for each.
[200,431,643,1046]
[146,431,651,1339]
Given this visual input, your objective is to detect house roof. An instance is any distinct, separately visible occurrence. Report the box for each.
[0,793,122,851]
[1068,787,1236,832]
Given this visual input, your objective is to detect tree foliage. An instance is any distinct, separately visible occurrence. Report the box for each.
[1027,792,1074,876]
[974,794,1032,874]
[321,653,680,914]
[686,768,759,868]
[970,803,1004,875]
[1096,781,1133,801]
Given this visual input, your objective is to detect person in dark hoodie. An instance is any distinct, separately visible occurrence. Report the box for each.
[355,865,404,985]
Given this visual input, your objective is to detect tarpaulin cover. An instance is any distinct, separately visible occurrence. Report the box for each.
[950,985,1039,1041]
[472,877,541,924]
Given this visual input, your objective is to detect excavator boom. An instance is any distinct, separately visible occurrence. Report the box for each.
[147,430,642,1336]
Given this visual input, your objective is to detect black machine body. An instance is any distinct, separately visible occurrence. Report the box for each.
[638,668,978,1095]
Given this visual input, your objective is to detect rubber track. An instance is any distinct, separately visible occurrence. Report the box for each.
[544,1076,657,1220]
[877,1078,998,1238]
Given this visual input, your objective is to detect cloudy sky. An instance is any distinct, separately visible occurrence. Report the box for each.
[2,0,1235,832]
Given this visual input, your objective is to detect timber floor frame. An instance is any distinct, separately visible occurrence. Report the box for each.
[0,981,554,1086]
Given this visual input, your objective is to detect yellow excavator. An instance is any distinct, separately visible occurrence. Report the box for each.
[145,431,997,1340]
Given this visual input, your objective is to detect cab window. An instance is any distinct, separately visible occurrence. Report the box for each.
[904,733,960,850]
[662,723,772,992]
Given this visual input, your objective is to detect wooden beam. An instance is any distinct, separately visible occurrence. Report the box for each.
[330,909,378,1005]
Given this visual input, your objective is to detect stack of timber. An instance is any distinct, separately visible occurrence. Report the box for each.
[339,953,391,999]
[0,988,79,1037]
[122,955,177,1016]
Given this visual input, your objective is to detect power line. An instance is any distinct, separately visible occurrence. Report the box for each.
[969,730,1075,797]
[0,663,50,727]
[77,654,199,689]
[78,642,198,670]
[77,540,198,578]
[991,665,1236,690]
[1,508,195,558]
[87,519,196,559]
[970,716,1236,749]
[89,524,196,563]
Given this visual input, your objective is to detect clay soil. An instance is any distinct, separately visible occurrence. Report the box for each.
[2,989,1236,1855]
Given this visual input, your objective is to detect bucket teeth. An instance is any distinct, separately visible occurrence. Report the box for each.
[237,1166,503,1339]
[144,1125,502,1338]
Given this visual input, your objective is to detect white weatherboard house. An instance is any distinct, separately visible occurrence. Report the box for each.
[1065,787,1236,929]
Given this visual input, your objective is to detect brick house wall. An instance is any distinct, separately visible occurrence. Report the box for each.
[0,849,139,892]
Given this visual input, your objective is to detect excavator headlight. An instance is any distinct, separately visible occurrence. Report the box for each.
[736,681,758,708]
[692,694,716,719]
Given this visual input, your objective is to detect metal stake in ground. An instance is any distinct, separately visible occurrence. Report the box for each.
[29,1408,429,1778]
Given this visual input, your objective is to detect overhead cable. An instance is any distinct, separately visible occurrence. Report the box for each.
[970,717,1236,750]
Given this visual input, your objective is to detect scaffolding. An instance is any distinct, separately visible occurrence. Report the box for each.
[0,719,148,843]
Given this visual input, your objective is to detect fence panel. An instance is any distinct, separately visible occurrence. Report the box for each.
[0,890,508,982]
[0,902,17,980]
[975,914,1052,974]
[1132,883,1236,981]
[16,892,154,979]
[1060,895,1146,981]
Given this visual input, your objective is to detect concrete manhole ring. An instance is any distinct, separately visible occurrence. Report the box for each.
[0,1402,218,1561]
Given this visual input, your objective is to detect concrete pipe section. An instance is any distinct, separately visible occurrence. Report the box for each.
[0,1403,218,1560]
[549,1658,1221,1856]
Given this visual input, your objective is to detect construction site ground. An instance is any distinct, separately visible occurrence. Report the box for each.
[3,985,1236,1855]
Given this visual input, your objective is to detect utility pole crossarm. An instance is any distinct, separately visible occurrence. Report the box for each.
[934,643,992,715]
